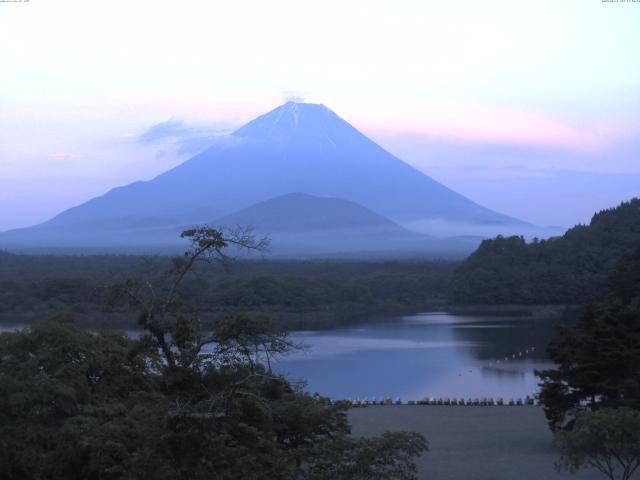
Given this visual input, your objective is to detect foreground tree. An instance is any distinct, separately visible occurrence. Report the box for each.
[555,408,640,480]
[0,227,428,480]
[114,226,271,372]
[538,249,640,479]
[303,431,428,480]
[537,248,640,430]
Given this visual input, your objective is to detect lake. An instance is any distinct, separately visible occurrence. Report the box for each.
[275,312,560,401]
[0,312,562,401]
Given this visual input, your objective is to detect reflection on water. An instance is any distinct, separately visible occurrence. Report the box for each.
[276,313,561,400]
[0,312,564,400]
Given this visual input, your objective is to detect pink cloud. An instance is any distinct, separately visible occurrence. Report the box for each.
[48,152,76,159]
[346,101,607,154]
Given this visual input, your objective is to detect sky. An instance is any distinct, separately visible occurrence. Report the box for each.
[1,0,639,231]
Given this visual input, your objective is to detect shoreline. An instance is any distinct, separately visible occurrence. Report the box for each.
[0,303,580,335]
[441,304,582,317]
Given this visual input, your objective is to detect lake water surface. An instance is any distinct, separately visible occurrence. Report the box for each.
[0,312,561,401]
[275,312,559,401]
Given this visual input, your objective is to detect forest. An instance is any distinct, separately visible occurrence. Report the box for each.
[451,199,640,305]
[0,228,429,480]
[1,202,640,479]
[0,252,455,331]
[2,199,639,333]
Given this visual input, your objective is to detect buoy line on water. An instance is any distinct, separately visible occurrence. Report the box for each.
[340,345,541,407]
[343,396,538,407]
[486,345,537,368]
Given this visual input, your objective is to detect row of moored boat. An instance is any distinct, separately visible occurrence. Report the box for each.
[347,396,538,406]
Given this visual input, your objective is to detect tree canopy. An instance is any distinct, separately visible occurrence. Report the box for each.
[451,198,640,305]
[555,407,640,480]
[0,253,454,332]
[537,247,640,430]
[0,227,428,480]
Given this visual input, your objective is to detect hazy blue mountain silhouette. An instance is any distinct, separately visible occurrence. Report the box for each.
[211,193,482,258]
[215,192,416,234]
[211,193,435,256]
[0,102,527,254]
[0,191,482,258]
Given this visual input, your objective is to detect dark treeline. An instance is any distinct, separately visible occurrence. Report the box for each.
[534,247,640,479]
[537,246,640,430]
[0,253,456,330]
[0,228,428,480]
[2,198,639,330]
[451,198,640,305]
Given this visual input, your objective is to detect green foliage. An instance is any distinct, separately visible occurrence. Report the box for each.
[537,248,640,430]
[0,317,431,480]
[0,254,455,330]
[0,319,167,480]
[303,431,428,480]
[555,408,640,480]
[451,198,640,305]
[0,228,428,479]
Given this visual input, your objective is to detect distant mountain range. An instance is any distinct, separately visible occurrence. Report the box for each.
[211,193,481,258]
[0,102,544,257]
[217,192,412,234]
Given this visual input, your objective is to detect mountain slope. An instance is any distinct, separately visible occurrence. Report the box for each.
[450,198,640,304]
[215,192,416,234]
[0,102,527,253]
[211,192,438,257]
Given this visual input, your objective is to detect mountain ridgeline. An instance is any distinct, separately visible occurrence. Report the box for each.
[451,198,640,305]
[0,102,529,257]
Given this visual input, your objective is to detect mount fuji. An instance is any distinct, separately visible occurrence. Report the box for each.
[0,102,530,256]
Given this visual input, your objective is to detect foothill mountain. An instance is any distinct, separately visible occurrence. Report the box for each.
[0,102,537,257]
